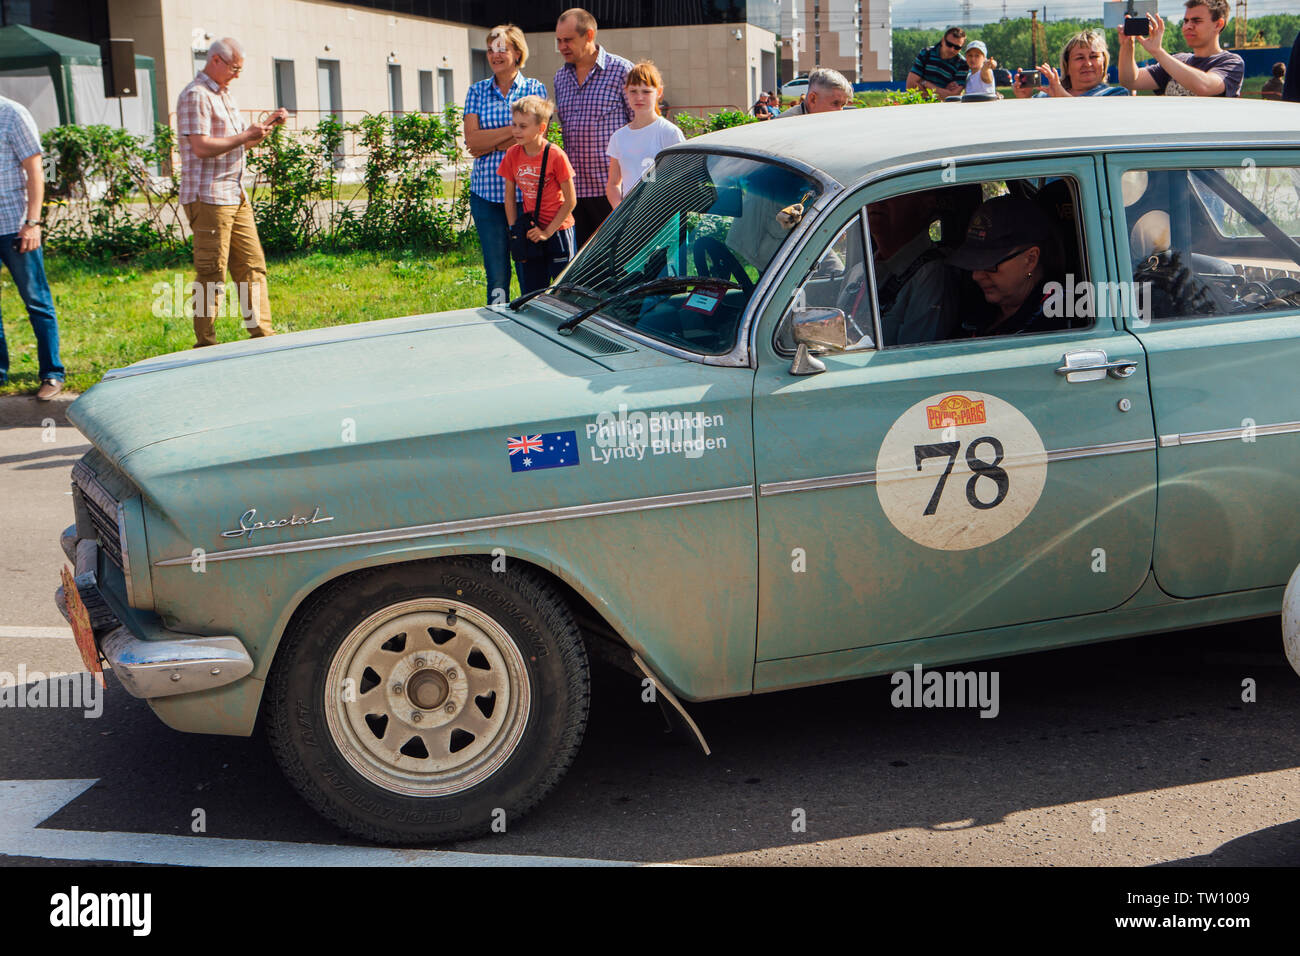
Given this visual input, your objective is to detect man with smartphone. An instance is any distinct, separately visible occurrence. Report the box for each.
[1118,0,1244,97]
[178,37,286,348]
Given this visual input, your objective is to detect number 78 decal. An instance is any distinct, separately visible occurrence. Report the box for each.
[913,437,1010,515]
[877,394,1048,551]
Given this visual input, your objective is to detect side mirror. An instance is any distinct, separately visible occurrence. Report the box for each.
[790,307,848,375]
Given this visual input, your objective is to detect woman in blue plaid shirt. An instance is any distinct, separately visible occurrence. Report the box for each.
[464,25,548,306]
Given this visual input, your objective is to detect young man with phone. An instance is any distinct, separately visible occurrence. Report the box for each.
[1118,0,1244,97]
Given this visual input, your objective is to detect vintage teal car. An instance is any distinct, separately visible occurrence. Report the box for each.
[58,98,1300,843]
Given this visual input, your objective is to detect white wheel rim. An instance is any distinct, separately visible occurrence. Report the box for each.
[323,599,531,797]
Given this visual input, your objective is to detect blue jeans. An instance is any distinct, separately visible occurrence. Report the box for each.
[517,227,575,296]
[0,238,63,384]
[470,192,520,306]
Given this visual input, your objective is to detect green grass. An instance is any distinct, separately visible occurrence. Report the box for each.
[0,244,494,396]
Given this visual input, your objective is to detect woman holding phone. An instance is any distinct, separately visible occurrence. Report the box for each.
[1012,30,1132,98]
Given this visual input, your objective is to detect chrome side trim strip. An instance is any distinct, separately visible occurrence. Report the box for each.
[758,437,1155,498]
[102,315,510,381]
[1045,438,1155,462]
[1159,420,1300,447]
[760,471,877,497]
[154,485,756,567]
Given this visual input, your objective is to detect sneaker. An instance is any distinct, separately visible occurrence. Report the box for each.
[36,379,63,401]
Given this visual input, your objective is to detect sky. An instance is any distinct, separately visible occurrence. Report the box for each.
[888,0,1298,30]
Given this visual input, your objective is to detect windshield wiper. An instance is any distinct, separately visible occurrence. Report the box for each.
[507,282,607,312]
[556,276,739,335]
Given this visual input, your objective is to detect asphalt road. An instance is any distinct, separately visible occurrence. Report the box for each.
[2,396,1299,866]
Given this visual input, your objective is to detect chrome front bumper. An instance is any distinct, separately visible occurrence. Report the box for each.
[56,525,254,700]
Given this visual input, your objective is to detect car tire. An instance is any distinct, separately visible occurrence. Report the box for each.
[264,556,590,844]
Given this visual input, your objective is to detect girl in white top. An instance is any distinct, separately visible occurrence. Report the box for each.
[605,60,685,209]
[963,41,998,96]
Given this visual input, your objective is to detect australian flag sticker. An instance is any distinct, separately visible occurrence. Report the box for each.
[507,431,580,473]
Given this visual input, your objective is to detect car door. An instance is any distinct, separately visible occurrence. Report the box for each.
[1104,149,1300,598]
[751,157,1157,665]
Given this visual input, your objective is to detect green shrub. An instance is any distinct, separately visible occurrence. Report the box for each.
[42,123,182,258]
[674,109,759,139]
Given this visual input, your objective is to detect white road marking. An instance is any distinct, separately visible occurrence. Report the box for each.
[0,626,73,640]
[0,779,636,867]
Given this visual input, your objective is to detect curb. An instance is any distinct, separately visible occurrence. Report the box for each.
[0,393,79,428]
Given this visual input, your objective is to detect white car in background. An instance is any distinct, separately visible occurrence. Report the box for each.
[780,75,809,98]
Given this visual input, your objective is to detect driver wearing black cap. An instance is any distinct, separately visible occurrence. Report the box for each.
[947,196,1069,337]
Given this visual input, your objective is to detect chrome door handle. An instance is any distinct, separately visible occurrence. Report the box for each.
[1057,349,1139,383]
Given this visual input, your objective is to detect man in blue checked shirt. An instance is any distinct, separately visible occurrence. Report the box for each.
[464,24,549,306]
[554,8,633,249]
[0,95,64,399]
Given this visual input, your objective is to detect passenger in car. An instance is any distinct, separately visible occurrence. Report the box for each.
[866,190,962,346]
[948,196,1070,337]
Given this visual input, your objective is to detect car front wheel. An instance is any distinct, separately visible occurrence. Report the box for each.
[265,557,590,844]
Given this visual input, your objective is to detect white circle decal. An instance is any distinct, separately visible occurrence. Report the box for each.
[875,392,1048,551]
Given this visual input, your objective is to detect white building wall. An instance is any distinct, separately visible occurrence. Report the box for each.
[111,0,472,122]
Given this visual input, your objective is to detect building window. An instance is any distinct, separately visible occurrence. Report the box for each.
[437,68,453,111]
[317,58,342,119]
[192,50,207,77]
[471,49,489,84]
[419,70,434,112]
[273,59,297,112]
[388,63,403,114]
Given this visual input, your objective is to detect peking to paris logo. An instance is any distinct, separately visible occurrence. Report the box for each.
[926,394,986,430]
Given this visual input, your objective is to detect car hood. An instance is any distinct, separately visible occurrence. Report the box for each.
[68,307,620,466]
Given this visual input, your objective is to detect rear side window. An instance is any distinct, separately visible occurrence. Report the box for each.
[1121,164,1300,323]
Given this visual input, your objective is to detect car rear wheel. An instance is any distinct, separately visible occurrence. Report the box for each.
[265,557,590,844]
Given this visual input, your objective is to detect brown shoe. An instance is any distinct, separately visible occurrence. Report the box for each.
[36,379,64,401]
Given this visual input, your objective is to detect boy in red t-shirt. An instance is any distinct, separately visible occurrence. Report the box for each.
[497,96,578,295]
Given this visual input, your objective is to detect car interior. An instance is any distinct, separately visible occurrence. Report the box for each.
[1121,166,1300,322]
[776,175,1090,354]
[561,151,821,356]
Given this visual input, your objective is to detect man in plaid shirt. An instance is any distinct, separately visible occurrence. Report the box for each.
[177,37,286,348]
[0,95,64,399]
[554,8,633,247]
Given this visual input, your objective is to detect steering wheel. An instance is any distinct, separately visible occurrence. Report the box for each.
[693,236,755,297]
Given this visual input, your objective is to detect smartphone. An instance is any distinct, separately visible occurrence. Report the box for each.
[1123,16,1150,36]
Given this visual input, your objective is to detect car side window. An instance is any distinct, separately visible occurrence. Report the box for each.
[777,214,875,353]
[774,175,1093,356]
[866,177,1091,346]
[1122,164,1300,323]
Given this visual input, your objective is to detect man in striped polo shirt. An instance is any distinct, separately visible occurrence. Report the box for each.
[906,27,968,98]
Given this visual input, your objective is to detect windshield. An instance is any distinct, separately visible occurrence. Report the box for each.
[557,151,822,355]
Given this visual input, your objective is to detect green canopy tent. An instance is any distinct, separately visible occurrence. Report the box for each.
[0,24,158,136]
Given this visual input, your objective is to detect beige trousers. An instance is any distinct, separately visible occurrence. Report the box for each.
[183,197,274,348]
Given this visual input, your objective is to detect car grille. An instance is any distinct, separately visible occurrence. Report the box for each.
[72,459,124,571]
